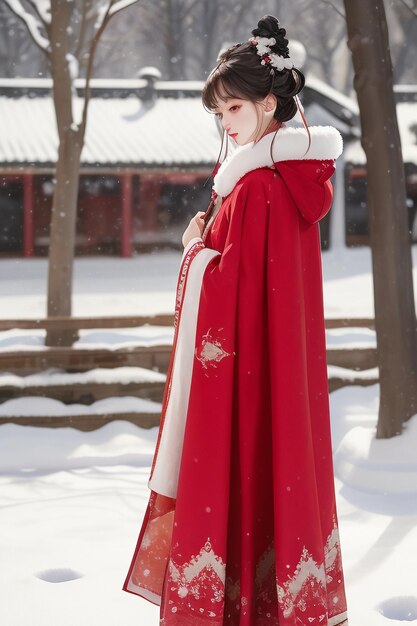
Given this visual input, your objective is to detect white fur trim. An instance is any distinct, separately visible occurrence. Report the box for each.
[148,246,220,499]
[213,124,343,198]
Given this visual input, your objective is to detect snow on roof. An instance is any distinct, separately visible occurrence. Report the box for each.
[0,94,220,167]
[0,77,205,96]
[344,101,417,166]
[305,75,359,117]
[1,77,413,168]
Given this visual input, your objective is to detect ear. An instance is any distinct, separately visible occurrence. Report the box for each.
[264,92,277,113]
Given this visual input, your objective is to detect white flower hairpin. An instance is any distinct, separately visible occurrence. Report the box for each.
[248,36,294,72]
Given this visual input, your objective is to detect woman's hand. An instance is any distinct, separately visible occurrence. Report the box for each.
[182,211,205,247]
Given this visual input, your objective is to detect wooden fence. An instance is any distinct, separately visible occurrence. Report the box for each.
[0,315,379,430]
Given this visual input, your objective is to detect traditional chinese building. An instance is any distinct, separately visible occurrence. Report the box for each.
[0,74,218,257]
[4,74,415,256]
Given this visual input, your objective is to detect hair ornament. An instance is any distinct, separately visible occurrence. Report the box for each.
[248,35,294,72]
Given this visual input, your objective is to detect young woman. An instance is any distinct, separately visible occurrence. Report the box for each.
[123,15,349,626]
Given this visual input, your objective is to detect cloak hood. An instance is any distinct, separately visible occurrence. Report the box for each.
[212,124,343,224]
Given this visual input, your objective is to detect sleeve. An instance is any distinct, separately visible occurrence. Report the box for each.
[181,172,273,286]
[148,172,275,498]
[182,236,203,259]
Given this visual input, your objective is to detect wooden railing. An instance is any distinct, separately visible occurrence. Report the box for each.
[0,315,379,430]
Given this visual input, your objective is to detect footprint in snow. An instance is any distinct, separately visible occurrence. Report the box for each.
[34,568,83,583]
[376,596,417,621]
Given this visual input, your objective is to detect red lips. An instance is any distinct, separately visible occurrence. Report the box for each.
[229,133,238,138]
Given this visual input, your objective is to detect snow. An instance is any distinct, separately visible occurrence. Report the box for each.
[334,413,417,495]
[305,74,359,117]
[108,0,139,17]
[0,395,161,417]
[4,0,50,51]
[325,327,376,349]
[0,327,175,352]
[0,95,219,165]
[0,365,165,389]
[0,251,179,319]
[4,243,417,329]
[344,101,417,166]
[0,385,417,625]
[329,385,417,625]
[32,0,51,24]
[2,246,417,624]
[328,365,378,380]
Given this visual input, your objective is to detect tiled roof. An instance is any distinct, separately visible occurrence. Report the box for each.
[0,94,220,168]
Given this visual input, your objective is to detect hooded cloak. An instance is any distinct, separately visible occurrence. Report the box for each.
[123,124,349,626]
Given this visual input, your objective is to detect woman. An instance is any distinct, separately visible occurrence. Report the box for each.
[123,15,349,626]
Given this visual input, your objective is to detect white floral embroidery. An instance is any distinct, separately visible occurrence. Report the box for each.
[276,517,347,624]
[163,523,347,625]
[167,538,226,614]
[195,328,233,370]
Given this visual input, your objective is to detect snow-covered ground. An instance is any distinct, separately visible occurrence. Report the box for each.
[1,246,417,625]
[2,243,417,319]
[0,245,386,319]
[1,386,417,626]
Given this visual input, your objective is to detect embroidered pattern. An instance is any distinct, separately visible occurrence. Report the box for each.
[276,517,347,625]
[195,328,233,370]
[167,538,226,618]
[174,240,205,329]
[164,522,347,624]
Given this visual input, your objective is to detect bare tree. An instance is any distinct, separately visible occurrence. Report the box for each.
[3,0,141,346]
[94,0,261,81]
[0,5,48,77]
[344,0,417,438]
[388,0,417,83]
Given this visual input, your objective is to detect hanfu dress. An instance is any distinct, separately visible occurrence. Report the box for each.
[123,123,349,626]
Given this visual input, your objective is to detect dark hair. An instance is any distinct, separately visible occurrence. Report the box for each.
[203,16,305,121]
[201,15,310,170]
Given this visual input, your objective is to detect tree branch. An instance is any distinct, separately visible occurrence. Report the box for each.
[396,0,417,18]
[79,0,140,137]
[109,0,139,16]
[49,0,76,135]
[27,0,51,25]
[319,0,346,19]
[3,0,51,53]
[74,1,90,62]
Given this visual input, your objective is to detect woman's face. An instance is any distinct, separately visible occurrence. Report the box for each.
[213,93,277,146]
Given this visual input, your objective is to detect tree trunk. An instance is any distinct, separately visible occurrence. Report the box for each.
[344,0,417,438]
[45,131,82,346]
[45,0,81,347]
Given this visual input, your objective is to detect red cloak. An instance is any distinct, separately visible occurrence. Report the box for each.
[123,125,349,626]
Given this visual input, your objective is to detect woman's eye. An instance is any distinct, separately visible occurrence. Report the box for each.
[214,105,239,118]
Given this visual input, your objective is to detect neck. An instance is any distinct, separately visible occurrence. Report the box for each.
[257,118,282,141]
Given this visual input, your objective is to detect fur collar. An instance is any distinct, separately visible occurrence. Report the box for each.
[212,124,343,197]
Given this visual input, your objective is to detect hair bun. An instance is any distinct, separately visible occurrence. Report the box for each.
[251,14,290,59]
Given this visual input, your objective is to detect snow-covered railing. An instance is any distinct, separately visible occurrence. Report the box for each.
[0,314,174,332]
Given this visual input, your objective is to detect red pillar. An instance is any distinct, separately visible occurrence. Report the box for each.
[140,173,161,230]
[121,172,132,258]
[23,173,34,257]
